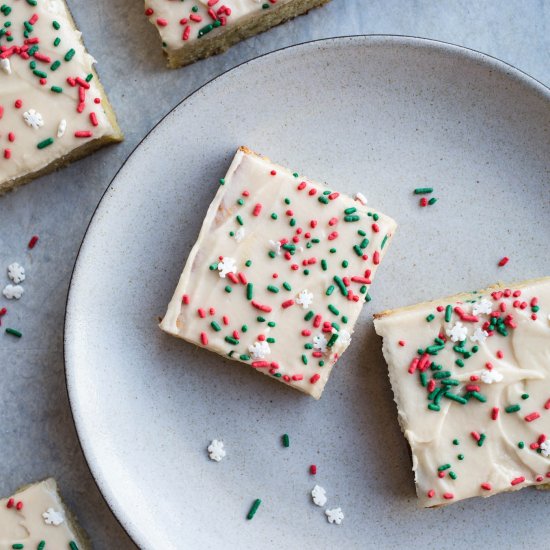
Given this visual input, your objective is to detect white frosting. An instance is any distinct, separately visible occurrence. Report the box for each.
[160,147,397,399]
[0,478,86,547]
[374,278,550,507]
[0,0,118,187]
[144,0,297,50]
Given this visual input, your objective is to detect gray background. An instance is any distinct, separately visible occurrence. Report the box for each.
[1,1,548,548]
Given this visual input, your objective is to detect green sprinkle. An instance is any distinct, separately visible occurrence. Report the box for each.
[318,195,329,204]
[428,197,438,205]
[505,404,521,413]
[455,359,465,367]
[457,454,464,460]
[224,285,232,293]
[266,338,275,344]
[245,260,252,267]
[518,441,525,449]
[64,48,75,61]
[326,285,335,296]
[237,198,244,205]
[380,235,388,249]
[478,433,486,447]
[240,354,250,361]
[341,260,349,268]
[209,262,218,271]
[268,251,276,259]
[247,499,262,520]
[441,379,460,387]
[38,542,45,550]
[5,328,22,338]
[219,178,225,185]
[12,545,24,550]
[282,282,291,291]
[470,391,487,402]
[236,215,243,225]
[246,283,253,300]
[445,305,452,322]
[225,336,239,345]
[50,60,61,71]
[267,285,279,293]
[414,187,433,194]
[273,372,282,378]
[50,85,62,93]
[426,344,445,355]
[365,293,372,302]
[453,439,460,445]
[344,215,360,222]
[358,229,367,236]
[69,542,79,550]
[426,313,435,322]
[521,393,529,400]
[37,138,54,149]
[52,20,60,29]
[428,403,440,411]
[329,248,337,254]
[328,304,340,315]
[327,333,339,347]
[301,354,308,365]
[438,463,451,471]
[372,213,379,221]
[267,321,276,327]
[257,316,265,322]
[241,325,248,332]
[433,371,451,379]
[303,269,309,275]
[353,244,363,256]
[304,311,314,321]
[419,372,428,387]
[341,315,348,324]
[282,433,290,447]
[270,212,277,219]
[211,321,221,332]
[333,276,347,296]
[53,36,60,47]
[449,471,457,480]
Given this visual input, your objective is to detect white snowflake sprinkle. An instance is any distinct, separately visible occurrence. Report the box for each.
[57,119,67,138]
[473,299,493,316]
[23,109,44,129]
[1,58,11,75]
[313,334,328,353]
[268,240,282,256]
[446,321,468,342]
[234,227,245,243]
[354,192,367,205]
[3,284,24,300]
[296,289,313,309]
[207,439,226,462]
[248,340,271,359]
[540,440,550,458]
[480,369,503,384]
[217,257,236,278]
[470,327,488,343]
[337,329,351,347]
[7,262,25,284]
[311,485,327,507]
[325,507,344,525]
[42,508,64,526]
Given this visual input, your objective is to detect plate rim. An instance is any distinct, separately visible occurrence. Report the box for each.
[63,34,550,548]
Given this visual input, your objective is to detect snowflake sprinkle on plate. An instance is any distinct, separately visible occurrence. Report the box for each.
[311,485,327,507]
[3,284,24,300]
[7,262,25,284]
[207,439,226,462]
[325,507,344,525]
[42,507,64,526]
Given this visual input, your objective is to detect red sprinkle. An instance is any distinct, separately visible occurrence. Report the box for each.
[491,407,499,420]
[481,482,492,491]
[545,399,550,410]
[419,197,428,207]
[525,412,541,422]
[28,235,39,249]
[443,493,454,500]
[252,203,262,216]
[427,489,435,499]
[7,498,14,509]
[398,340,405,347]
[498,257,509,267]
[16,501,23,510]
[511,476,525,486]
[200,332,208,345]
[182,294,190,305]
[281,299,295,309]
[310,373,320,384]
[309,464,317,475]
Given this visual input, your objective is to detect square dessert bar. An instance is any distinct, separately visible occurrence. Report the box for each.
[0,0,122,194]
[160,147,397,399]
[144,0,332,68]
[374,277,550,507]
[0,478,89,548]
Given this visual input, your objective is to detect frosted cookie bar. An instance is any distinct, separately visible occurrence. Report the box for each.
[0,0,122,194]
[144,0,331,68]
[0,478,89,549]
[374,277,550,507]
[161,147,397,399]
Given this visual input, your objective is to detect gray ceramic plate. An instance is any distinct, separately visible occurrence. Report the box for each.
[65,36,550,549]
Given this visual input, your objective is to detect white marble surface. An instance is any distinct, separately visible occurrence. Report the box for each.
[0,1,548,548]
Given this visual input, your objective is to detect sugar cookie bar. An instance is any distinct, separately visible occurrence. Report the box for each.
[374,277,550,507]
[0,478,89,549]
[0,0,123,194]
[144,0,332,68]
[160,147,397,399]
